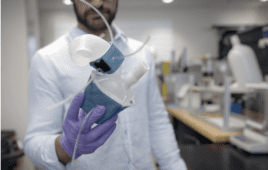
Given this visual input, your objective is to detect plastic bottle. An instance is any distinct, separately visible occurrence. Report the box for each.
[227,35,263,90]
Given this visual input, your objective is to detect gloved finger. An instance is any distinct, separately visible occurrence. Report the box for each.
[78,123,117,153]
[81,105,106,133]
[94,123,116,146]
[66,93,85,121]
[78,109,86,120]
[84,115,118,141]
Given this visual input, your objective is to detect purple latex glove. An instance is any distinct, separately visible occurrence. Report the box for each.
[60,93,118,159]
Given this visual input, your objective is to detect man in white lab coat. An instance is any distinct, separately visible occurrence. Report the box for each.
[23,0,187,169]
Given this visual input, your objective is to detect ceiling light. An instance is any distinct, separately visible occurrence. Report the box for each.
[63,0,73,5]
[260,0,268,2]
[162,0,174,4]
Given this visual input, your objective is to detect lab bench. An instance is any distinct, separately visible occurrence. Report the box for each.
[167,107,242,143]
[166,108,268,170]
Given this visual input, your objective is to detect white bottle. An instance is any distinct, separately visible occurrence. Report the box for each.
[227,35,263,91]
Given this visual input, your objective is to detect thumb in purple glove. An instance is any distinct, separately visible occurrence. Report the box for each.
[60,93,118,159]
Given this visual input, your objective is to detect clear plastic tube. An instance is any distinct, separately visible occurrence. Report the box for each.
[118,116,141,170]
[47,34,150,111]
[71,108,95,166]
[124,36,150,58]
[46,71,97,111]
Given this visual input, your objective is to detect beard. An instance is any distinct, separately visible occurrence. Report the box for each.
[73,4,116,32]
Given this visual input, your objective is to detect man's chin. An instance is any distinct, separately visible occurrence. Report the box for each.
[85,23,108,32]
[83,19,107,31]
[94,23,108,31]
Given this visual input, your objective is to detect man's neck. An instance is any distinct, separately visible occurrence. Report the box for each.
[77,22,115,42]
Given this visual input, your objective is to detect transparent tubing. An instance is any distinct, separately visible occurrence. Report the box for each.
[124,36,151,57]
[46,71,97,111]
[118,116,141,170]
[46,74,95,111]
[71,108,95,166]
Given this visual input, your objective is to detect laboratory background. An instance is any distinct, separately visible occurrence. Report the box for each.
[1,0,268,169]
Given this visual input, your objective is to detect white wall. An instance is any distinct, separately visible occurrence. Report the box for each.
[114,19,174,63]
[2,0,34,170]
[39,6,268,64]
[114,8,218,63]
[115,7,268,63]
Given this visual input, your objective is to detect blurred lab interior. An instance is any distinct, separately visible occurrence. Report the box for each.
[2,0,268,170]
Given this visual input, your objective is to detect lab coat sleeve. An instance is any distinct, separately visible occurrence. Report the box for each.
[147,56,187,170]
[23,53,66,170]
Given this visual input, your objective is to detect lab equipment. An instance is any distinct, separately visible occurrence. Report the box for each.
[197,34,265,131]
[200,53,221,113]
[230,103,242,114]
[70,35,125,74]
[171,47,187,73]
[69,32,149,124]
[172,48,192,107]
[182,57,247,131]
[230,83,268,154]
[223,76,231,129]
[60,96,117,159]
[69,26,147,169]
[177,53,221,113]
[227,35,263,93]
[81,59,148,124]
[258,26,268,48]
[201,53,214,82]
[201,34,264,130]
[189,34,265,131]
[70,37,148,166]
[195,76,246,132]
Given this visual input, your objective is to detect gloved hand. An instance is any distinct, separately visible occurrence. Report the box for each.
[60,93,118,159]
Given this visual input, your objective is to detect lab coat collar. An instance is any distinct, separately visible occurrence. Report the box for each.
[68,26,88,42]
[113,24,128,43]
